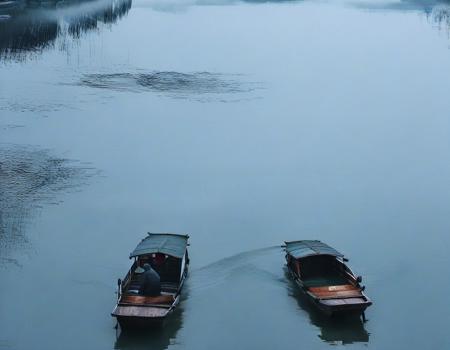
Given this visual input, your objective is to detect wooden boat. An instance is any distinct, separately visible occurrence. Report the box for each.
[112,233,189,329]
[284,240,372,320]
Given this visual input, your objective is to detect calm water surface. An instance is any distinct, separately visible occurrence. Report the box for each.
[1,0,450,348]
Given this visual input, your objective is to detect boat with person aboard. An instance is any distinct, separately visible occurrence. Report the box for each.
[284,240,371,320]
[111,232,189,329]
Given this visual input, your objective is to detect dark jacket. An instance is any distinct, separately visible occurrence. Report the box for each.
[139,264,161,296]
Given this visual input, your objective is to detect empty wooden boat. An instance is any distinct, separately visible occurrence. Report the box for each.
[112,233,189,328]
[284,240,371,319]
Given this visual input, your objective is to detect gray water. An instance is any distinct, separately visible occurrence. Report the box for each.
[1,0,450,348]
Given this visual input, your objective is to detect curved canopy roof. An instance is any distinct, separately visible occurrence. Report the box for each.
[285,240,343,259]
[130,233,189,259]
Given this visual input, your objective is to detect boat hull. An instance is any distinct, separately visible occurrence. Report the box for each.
[116,315,166,329]
[316,298,371,317]
[112,233,190,330]
[112,304,174,329]
[287,266,371,317]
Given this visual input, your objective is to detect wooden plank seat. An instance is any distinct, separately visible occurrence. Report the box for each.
[126,278,178,291]
[120,294,174,305]
[308,284,362,300]
[161,282,179,293]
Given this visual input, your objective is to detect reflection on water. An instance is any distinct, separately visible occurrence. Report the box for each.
[78,71,262,101]
[0,0,132,61]
[353,0,448,11]
[188,247,370,346]
[1,0,449,62]
[0,145,96,265]
[114,296,185,350]
[2,0,450,347]
[284,269,370,345]
[133,0,300,13]
[431,4,450,28]
[354,0,450,26]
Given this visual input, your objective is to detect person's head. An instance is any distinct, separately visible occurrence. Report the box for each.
[134,266,145,274]
[143,263,152,271]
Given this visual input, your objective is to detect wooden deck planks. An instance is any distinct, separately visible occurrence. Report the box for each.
[112,305,169,318]
[121,294,174,305]
[308,284,363,299]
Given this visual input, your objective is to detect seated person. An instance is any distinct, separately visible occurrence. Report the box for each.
[139,263,161,297]
[127,263,146,294]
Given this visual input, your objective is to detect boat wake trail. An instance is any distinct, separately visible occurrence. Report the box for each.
[188,245,284,291]
[77,71,262,101]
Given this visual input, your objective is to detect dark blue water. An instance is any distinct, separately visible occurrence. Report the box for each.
[1,0,450,348]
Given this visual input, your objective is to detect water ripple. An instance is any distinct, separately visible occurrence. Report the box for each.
[77,71,263,101]
[0,145,98,266]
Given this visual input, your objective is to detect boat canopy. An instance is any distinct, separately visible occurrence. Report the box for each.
[285,240,344,259]
[129,233,189,259]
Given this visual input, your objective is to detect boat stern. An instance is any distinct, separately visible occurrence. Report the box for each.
[112,305,170,328]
